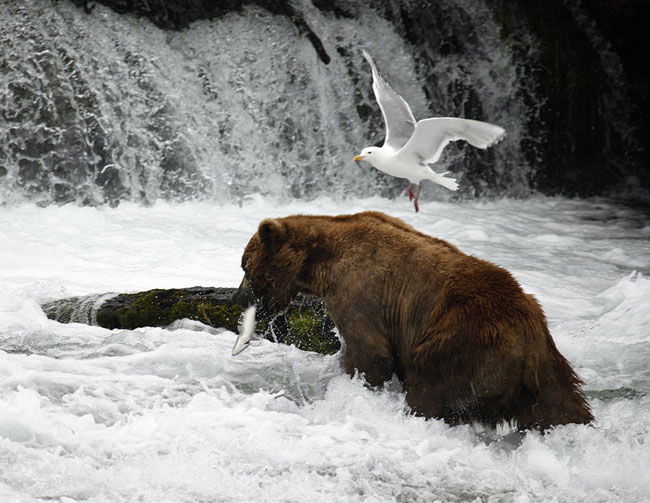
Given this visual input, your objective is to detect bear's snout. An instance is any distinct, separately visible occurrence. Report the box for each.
[232,275,254,307]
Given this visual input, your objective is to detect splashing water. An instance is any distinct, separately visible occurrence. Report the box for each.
[0,196,649,501]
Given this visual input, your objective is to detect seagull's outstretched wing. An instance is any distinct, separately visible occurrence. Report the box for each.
[396,117,505,165]
[362,50,416,151]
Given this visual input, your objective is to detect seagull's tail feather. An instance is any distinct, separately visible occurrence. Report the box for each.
[455,119,506,149]
[427,172,459,191]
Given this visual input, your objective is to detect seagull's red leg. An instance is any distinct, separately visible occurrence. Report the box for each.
[408,184,415,201]
[413,184,422,212]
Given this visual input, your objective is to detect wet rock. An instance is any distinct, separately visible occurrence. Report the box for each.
[42,286,341,355]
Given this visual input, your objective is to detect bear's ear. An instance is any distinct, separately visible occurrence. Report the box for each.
[258,218,288,255]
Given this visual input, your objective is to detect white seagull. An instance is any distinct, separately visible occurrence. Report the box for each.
[354,50,506,212]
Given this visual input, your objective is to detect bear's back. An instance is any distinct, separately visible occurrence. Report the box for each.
[284,211,463,257]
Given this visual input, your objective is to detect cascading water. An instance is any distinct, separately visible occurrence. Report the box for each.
[0,0,540,206]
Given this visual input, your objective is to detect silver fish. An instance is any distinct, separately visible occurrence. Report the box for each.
[232,305,258,356]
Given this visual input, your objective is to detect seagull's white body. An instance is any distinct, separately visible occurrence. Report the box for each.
[357,142,460,192]
[355,50,506,211]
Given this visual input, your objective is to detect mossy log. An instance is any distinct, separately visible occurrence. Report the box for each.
[42,287,340,355]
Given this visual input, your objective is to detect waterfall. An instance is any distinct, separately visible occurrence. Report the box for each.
[0,0,640,206]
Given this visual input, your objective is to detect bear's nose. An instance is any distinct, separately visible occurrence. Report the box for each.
[232,275,254,307]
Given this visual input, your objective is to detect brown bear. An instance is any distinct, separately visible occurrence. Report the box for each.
[235,211,593,431]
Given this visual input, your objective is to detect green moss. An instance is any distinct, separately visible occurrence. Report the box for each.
[42,297,77,323]
[167,299,194,321]
[197,302,243,333]
[285,308,340,355]
[106,289,249,333]
[114,290,167,329]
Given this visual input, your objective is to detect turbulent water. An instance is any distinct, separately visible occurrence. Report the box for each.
[0,197,648,502]
[0,0,539,206]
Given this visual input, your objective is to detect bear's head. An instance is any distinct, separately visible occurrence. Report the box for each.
[233,218,312,315]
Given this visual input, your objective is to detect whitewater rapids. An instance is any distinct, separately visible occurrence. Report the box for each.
[0,196,648,502]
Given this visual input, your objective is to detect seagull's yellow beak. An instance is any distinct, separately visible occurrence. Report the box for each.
[353,155,364,162]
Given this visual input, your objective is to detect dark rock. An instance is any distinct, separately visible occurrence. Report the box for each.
[581,0,650,193]
[42,286,341,355]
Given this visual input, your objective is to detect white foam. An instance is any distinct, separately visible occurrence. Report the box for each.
[0,196,648,501]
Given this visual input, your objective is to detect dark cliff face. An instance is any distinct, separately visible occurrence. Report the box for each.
[490,0,649,198]
[581,0,650,196]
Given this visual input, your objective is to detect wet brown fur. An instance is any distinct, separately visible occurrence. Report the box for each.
[237,211,593,431]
